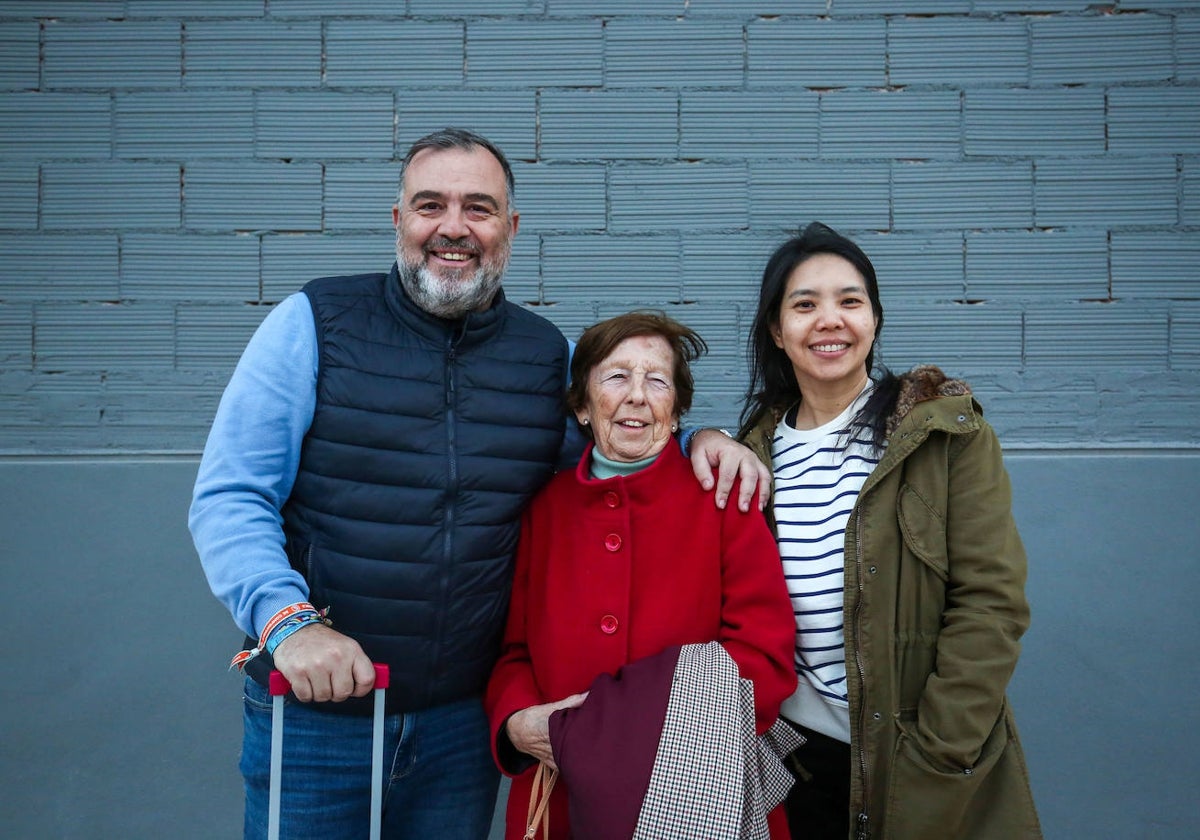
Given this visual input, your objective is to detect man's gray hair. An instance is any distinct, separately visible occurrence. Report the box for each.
[396,127,516,209]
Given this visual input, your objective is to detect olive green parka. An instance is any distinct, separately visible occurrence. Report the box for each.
[742,366,1042,840]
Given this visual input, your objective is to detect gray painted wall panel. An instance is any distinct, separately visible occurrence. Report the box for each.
[466,20,603,87]
[122,234,261,301]
[43,163,181,231]
[885,303,1025,370]
[115,92,255,160]
[1108,87,1200,154]
[1111,232,1200,300]
[6,1,147,16]
[609,163,748,232]
[254,93,395,160]
[966,230,1109,302]
[0,304,33,365]
[1,92,111,158]
[397,89,538,161]
[543,234,681,304]
[0,163,38,228]
[603,20,744,88]
[1184,160,1200,224]
[183,162,322,232]
[888,17,1029,86]
[540,90,678,160]
[508,163,607,233]
[0,22,39,89]
[1171,300,1200,367]
[184,20,320,88]
[820,90,962,160]
[1030,14,1174,84]
[130,0,263,15]
[747,19,887,88]
[893,161,1034,230]
[859,232,965,302]
[1025,303,1170,368]
[0,234,119,298]
[325,20,463,88]
[964,88,1106,157]
[1180,13,1200,79]
[35,303,176,371]
[43,20,180,88]
[749,162,891,230]
[1035,158,1180,228]
[681,91,819,159]
[323,163,400,231]
[261,234,390,301]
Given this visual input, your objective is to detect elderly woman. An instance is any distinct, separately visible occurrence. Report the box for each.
[485,311,798,839]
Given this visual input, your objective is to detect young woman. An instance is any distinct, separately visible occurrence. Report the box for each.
[739,222,1042,840]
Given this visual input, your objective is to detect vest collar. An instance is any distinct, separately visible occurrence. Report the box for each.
[383,261,508,348]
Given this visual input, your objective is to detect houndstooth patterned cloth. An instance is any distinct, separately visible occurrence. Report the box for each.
[633,642,804,839]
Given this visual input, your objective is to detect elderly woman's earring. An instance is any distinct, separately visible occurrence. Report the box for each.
[671,422,678,433]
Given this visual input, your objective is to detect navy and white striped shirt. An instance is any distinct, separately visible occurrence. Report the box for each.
[773,386,881,742]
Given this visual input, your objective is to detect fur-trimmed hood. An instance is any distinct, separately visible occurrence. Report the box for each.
[886,364,972,438]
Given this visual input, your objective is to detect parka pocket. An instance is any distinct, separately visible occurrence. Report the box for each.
[884,712,1011,839]
[897,483,948,581]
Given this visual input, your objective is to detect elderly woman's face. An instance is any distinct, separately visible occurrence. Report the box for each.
[575,335,679,463]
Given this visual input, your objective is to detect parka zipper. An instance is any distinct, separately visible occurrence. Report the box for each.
[853,512,871,840]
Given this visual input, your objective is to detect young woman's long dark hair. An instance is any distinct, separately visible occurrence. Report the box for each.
[738,222,900,449]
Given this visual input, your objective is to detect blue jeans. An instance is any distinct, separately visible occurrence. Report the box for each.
[241,678,499,840]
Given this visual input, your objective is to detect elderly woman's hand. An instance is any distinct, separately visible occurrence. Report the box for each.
[505,692,589,770]
[689,429,772,512]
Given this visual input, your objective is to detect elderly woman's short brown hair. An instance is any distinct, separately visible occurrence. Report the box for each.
[566,311,708,431]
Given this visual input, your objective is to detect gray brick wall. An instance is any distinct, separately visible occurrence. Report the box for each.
[0,0,1198,452]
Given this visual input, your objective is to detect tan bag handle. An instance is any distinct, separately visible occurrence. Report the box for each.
[524,761,558,839]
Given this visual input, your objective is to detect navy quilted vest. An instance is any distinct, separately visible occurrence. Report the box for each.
[274,265,567,713]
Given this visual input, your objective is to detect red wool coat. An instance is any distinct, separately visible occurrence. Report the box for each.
[485,444,798,839]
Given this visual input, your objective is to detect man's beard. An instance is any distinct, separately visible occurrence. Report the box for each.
[396,241,508,320]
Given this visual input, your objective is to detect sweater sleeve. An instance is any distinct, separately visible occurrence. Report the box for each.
[716,482,800,734]
[915,420,1031,770]
[188,293,319,640]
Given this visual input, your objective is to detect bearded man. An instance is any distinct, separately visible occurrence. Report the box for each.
[189,128,769,840]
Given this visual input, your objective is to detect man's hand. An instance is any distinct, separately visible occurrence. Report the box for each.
[505,693,589,770]
[270,622,376,703]
[689,429,772,512]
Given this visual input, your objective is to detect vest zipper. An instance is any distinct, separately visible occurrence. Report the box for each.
[433,327,463,683]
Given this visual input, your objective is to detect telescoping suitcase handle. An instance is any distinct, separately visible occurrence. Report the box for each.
[267,664,391,840]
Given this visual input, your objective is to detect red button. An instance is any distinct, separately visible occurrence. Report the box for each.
[603,491,620,508]
[599,615,619,634]
[604,533,622,552]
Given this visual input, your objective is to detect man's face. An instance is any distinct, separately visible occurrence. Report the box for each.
[393,146,519,319]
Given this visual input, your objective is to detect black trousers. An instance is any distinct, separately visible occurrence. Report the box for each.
[783,721,851,840]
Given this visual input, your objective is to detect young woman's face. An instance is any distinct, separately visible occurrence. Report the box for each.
[771,253,879,394]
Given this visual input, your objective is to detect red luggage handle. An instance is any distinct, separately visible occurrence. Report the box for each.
[268,662,390,696]
[266,663,391,840]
